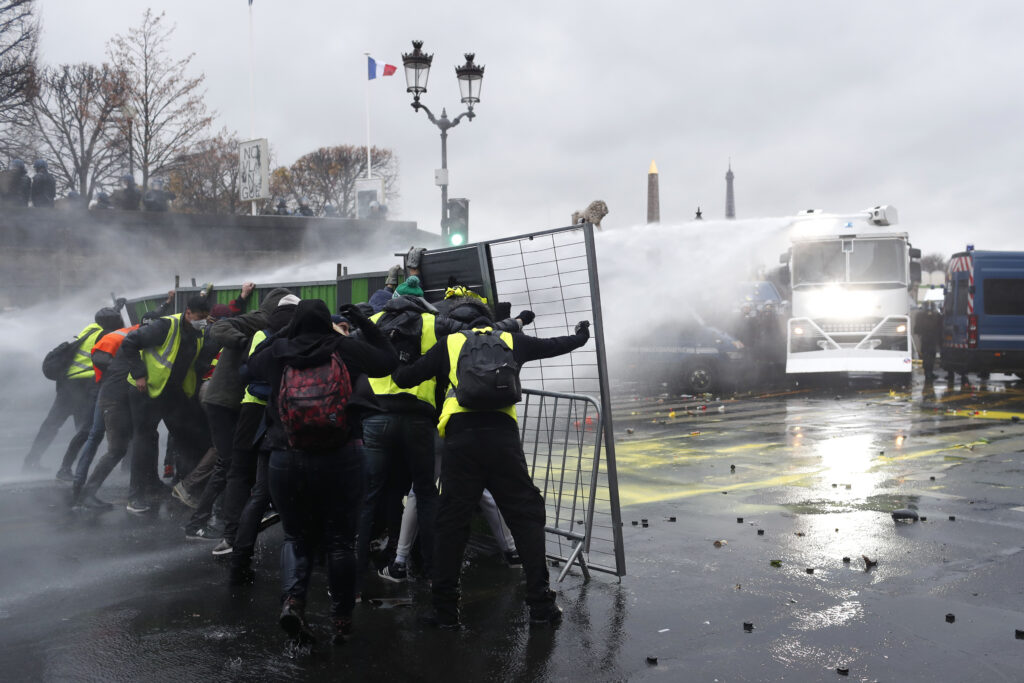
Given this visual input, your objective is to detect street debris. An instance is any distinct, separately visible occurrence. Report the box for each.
[713,540,727,548]
[891,508,919,523]
[770,560,782,568]
[862,555,878,569]
[946,613,956,623]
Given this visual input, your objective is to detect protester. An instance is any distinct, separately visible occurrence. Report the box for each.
[368,265,405,313]
[392,307,590,629]
[247,299,397,644]
[121,295,214,513]
[30,159,56,207]
[23,308,125,473]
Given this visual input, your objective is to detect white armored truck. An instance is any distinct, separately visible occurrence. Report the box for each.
[779,206,921,378]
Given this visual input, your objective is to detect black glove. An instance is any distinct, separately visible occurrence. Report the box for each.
[339,303,370,329]
[574,320,591,340]
[517,310,535,326]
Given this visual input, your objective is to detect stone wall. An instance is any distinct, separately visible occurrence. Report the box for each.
[0,208,439,308]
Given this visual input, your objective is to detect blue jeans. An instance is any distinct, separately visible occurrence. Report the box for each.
[72,395,107,488]
[269,443,363,618]
[357,412,438,585]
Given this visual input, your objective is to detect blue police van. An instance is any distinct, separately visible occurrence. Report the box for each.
[942,247,1024,376]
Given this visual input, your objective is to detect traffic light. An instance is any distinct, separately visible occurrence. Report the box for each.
[447,198,469,246]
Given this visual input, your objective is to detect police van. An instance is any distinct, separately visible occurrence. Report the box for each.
[942,247,1024,377]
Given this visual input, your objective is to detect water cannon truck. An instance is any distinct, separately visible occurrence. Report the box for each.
[778,205,922,379]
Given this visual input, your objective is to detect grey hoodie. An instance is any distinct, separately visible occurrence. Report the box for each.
[201,287,292,409]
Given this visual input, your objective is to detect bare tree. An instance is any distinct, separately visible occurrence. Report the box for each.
[920,253,947,273]
[107,9,212,190]
[167,128,246,214]
[0,0,39,161]
[30,63,128,199]
[270,144,398,217]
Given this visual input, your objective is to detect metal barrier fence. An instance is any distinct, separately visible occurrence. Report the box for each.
[520,388,621,580]
[490,224,626,579]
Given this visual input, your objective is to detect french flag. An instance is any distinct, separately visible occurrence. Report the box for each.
[368,56,397,80]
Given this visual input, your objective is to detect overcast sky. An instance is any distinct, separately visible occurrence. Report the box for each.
[36,1,1023,256]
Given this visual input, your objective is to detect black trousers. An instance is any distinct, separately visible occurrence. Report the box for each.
[432,420,553,622]
[127,389,209,501]
[185,403,240,532]
[218,402,265,543]
[231,449,271,571]
[23,379,95,467]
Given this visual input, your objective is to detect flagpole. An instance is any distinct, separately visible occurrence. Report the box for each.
[248,2,256,215]
[364,52,372,181]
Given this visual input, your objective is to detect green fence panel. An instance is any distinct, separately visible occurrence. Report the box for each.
[299,284,337,312]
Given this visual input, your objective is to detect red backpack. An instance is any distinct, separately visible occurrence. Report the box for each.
[278,353,352,450]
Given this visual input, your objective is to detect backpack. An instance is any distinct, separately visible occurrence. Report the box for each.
[41,337,84,381]
[454,330,521,410]
[376,310,424,364]
[277,353,353,450]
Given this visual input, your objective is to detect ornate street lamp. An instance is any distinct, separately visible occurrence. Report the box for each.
[402,40,485,243]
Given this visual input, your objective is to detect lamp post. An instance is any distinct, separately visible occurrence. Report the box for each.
[402,40,484,244]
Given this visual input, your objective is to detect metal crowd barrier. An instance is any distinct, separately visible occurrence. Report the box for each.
[520,387,622,581]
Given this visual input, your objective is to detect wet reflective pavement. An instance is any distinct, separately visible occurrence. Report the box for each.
[2,374,1024,681]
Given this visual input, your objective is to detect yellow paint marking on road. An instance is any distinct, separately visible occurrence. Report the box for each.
[619,471,814,507]
[874,439,992,464]
[944,409,1024,421]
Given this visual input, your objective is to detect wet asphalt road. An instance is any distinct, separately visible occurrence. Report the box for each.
[2,373,1024,681]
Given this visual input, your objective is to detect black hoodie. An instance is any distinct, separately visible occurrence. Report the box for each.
[247,299,398,450]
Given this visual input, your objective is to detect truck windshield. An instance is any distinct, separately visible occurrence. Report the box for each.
[792,238,906,287]
[792,242,845,286]
[848,239,906,284]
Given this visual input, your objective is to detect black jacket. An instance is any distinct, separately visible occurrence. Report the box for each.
[119,315,215,395]
[202,287,291,410]
[391,327,588,433]
[248,299,398,450]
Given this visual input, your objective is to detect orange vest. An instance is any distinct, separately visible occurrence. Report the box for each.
[91,325,139,382]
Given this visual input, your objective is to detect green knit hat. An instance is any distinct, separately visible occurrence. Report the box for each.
[394,275,424,298]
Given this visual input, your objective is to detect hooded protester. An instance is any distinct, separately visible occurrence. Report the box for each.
[247,299,398,645]
[392,302,590,630]
[357,282,533,591]
[182,287,293,541]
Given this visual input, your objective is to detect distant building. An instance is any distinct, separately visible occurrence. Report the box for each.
[725,161,735,219]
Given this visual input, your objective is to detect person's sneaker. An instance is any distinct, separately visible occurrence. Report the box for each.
[126,499,151,514]
[279,598,314,644]
[229,566,256,586]
[504,550,522,568]
[184,526,220,541]
[81,494,113,510]
[212,539,233,556]
[163,464,174,479]
[258,510,281,532]
[529,602,563,627]
[331,617,353,645]
[378,561,408,583]
[55,467,74,483]
[171,482,199,509]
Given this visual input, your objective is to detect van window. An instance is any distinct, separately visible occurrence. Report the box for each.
[983,279,1024,315]
[954,283,969,315]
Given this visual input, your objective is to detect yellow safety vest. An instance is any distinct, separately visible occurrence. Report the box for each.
[127,314,203,398]
[368,311,439,407]
[66,323,104,380]
[241,330,268,406]
[436,327,517,438]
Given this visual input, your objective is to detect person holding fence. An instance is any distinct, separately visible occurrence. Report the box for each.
[391,306,590,629]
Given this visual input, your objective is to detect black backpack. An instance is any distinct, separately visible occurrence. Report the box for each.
[454,330,521,410]
[376,310,424,364]
[41,337,84,381]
